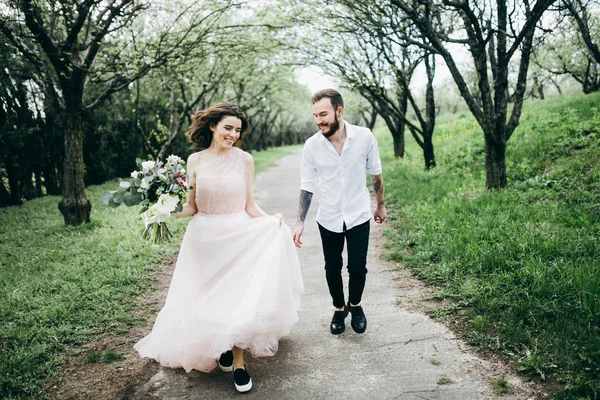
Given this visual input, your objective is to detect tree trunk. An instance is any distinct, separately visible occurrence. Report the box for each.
[34,167,43,196]
[582,60,600,93]
[58,107,91,225]
[42,102,62,195]
[20,139,37,199]
[392,126,405,159]
[423,54,436,169]
[423,133,436,169]
[367,109,378,131]
[5,159,22,205]
[384,94,408,159]
[484,133,507,189]
[43,162,60,195]
[0,179,9,207]
[20,166,35,200]
[536,76,545,100]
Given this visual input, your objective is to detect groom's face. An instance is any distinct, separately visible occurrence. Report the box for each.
[313,98,341,138]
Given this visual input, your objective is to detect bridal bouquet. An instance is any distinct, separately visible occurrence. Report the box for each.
[102,154,189,242]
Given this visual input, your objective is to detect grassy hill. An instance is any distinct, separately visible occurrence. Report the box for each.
[379,92,600,399]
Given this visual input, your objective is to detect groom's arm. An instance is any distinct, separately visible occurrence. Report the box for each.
[295,141,317,248]
[371,173,386,223]
[292,190,313,248]
[297,190,313,224]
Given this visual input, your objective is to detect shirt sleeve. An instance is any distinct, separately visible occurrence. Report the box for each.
[366,132,382,175]
[300,142,318,193]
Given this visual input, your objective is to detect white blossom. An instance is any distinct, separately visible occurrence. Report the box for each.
[141,160,156,170]
[166,154,183,165]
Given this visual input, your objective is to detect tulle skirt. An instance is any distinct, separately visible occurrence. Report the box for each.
[134,211,304,373]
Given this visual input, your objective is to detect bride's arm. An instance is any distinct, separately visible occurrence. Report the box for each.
[244,152,269,218]
[171,154,198,218]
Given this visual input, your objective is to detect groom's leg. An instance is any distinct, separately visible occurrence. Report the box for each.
[318,222,346,308]
[346,220,370,306]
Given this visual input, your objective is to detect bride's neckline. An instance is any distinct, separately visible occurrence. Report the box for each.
[204,147,237,159]
[194,147,239,176]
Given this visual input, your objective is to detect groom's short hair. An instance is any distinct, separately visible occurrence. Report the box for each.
[311,89,344,111]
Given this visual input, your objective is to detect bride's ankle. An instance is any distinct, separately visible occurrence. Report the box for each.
[233,361,245,370]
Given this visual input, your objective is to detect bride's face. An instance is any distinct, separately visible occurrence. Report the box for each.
[211,116,242,150]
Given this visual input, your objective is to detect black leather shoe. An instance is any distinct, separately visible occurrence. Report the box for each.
[348,302,367,333]
[330,305,349,334]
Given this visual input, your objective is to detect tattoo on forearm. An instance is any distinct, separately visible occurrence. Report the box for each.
[372,175,383,195]
[298,190,313,223]
[372,175,385,208]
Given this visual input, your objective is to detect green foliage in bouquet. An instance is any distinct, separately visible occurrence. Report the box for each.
[101,155,188,242]
[101,180,144,209]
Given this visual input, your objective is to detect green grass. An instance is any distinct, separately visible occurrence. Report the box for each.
[0,144,299,399]
[85,351,122,364]
[86,352,102,364]
[437,375,454,385]
[491,377,511,395]
[102,351,123,363]
[380,92,600,399]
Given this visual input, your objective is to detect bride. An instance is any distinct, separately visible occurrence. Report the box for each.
[134,102,304,393]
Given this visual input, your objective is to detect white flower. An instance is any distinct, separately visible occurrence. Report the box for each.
[141,194,179,225]
[141,209,169,225]
[141,160,156,170]
[130,170,139,178]
[149,208,170,223]
[154,193,179,214]
[166,154,183,165]
[140,179,151,190]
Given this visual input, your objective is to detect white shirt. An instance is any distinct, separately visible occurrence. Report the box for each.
[300,122,382,233]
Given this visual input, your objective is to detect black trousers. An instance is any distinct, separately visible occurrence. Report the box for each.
[318,220,370,308]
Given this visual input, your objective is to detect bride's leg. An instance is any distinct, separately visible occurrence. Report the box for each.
[232,346,245,370]
[232,345,252,392]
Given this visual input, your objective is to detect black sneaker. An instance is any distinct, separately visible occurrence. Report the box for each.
[233,366,252,392]
[330,305,349,334]
[217,350,233,372]
[348,301,367,333]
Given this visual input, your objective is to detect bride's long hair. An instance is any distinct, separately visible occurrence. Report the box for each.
[185,102,249,149]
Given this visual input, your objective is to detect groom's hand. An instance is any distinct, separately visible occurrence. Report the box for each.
[374,205,387,224]
[292,223,304,248]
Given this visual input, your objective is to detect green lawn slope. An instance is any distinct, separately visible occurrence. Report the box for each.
[380,92,600,399]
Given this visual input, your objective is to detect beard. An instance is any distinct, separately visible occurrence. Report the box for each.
[319,113,339,138]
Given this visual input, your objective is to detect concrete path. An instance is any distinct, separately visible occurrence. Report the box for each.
[126,150,532,400]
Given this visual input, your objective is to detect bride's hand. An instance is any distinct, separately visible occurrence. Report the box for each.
[274,213,283,226]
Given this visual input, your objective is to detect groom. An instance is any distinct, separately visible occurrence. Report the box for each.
[292,88,386,335]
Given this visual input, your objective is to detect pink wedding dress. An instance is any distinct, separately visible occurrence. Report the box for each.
[134,147,304,372]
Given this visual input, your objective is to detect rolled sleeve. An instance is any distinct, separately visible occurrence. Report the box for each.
[300,144,318,193]
[366,132,382,175]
